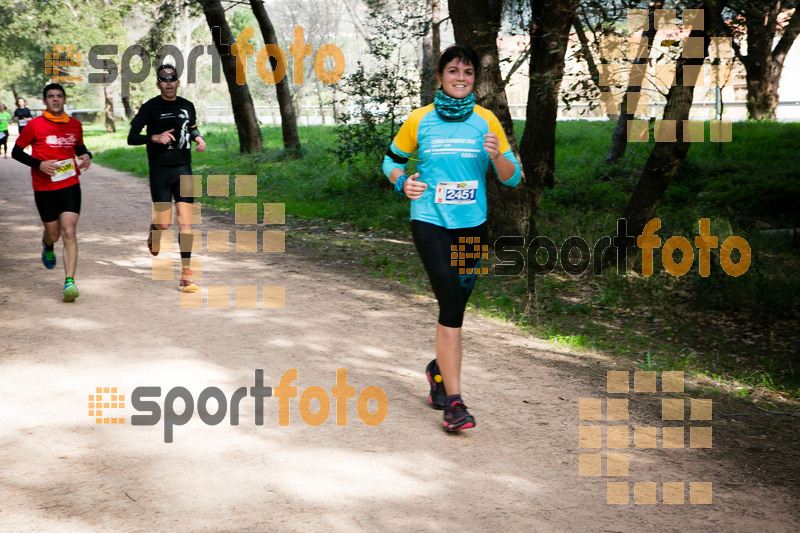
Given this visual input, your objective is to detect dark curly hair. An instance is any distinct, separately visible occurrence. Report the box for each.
[437,45,480,80]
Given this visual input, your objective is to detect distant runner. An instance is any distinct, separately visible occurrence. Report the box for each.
[13,97,33,135]
[127,63,206,293]
[12,83,92,302]
[0,103,10,158]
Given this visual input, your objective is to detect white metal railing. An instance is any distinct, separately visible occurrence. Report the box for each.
[49,101,800,124]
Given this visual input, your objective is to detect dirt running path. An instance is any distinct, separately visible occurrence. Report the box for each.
[0,160,796,532]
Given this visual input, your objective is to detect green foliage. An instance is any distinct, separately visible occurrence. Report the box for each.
[333,115,395,185]
[0,1,53,99]
[333,3,421,183]
[635,351,670,372]
[333,59,417,184]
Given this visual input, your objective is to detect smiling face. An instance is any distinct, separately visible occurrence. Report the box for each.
[437,58,475,99]
[43,88,66,116]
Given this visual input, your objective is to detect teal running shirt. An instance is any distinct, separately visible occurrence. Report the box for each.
[383,104,520,229]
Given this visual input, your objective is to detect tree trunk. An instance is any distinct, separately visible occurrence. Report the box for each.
[741,3,800,120]
[606,0,663,165]
[120,56,133,119]
[449,0,528,239]
[518,0,574,238]
[249,0,301,151]
[315,77,325,124]
[420,0,441,106]
[103,59,115,133]
[199,0,263,153]
[332,84,340,123]
[745,65,779,120]
[180,3,195,106]
[121,95,133,120]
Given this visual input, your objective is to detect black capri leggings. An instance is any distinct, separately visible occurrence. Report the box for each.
[412,220,488,328]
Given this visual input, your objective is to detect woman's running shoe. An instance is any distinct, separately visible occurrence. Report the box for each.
[443,401,475,431]
[426,359,447,410]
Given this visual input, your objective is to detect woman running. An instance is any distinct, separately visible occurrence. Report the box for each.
[382,45,520,431]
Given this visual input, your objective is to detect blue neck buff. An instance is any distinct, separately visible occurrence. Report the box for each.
[433,88,475,122]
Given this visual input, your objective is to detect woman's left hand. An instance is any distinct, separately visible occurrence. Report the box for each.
[483,133,500,161]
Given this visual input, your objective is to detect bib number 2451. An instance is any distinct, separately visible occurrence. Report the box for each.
[435,181,478,204]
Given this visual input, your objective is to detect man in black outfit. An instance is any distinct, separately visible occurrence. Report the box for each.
[128,64,206,293]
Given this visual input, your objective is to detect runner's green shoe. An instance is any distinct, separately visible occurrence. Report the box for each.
[63,276,79,302]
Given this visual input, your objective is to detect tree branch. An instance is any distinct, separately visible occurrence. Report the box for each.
[572,12,600,90]
[502,43,531,87]
[772,5,800,61]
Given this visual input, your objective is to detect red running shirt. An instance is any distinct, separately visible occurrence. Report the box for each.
[16,115,85,191]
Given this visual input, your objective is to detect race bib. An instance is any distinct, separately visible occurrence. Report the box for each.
[434,181,478,204]
[19,119,29,127]
[52,158,77,182]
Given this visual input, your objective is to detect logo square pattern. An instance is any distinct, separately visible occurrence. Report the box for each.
[597,9,734,143]
[89,387,125,424]
[47,45,82,82]
[450,236,489,275]
[148,175,286,309]
[578,371,713,504]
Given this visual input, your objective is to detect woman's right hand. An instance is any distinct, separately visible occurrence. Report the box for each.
[403,173,427,200]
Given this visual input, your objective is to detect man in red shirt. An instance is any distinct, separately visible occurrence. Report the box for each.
[12,83,92,302]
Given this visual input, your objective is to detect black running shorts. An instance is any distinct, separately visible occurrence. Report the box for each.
[34,183,82,223]
[149,164,195,204]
